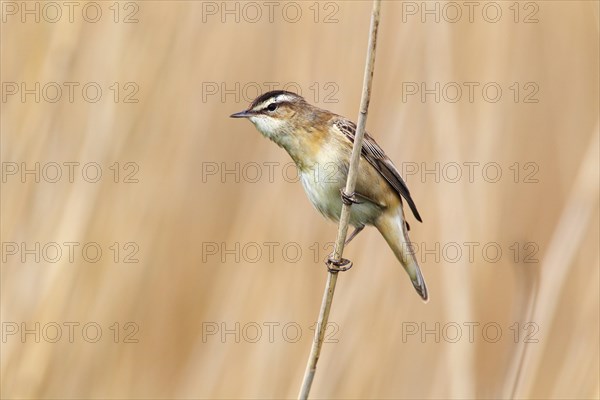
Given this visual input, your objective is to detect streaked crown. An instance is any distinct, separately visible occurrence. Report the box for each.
[247,90,306,115]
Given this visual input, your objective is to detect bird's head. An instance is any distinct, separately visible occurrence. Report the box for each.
[230,90,314,140]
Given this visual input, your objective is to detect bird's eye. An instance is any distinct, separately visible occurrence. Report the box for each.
[267,103,278,112]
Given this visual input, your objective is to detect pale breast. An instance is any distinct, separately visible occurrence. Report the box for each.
[299,156,382,226]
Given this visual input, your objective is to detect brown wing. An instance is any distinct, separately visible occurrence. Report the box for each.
[334,118,422,223]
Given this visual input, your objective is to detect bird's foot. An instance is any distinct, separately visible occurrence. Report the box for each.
[340,190,361,206]
[345,225,364,246]
[326,255,353,273]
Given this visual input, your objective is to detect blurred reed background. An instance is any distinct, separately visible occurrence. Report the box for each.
[1,1,599,399]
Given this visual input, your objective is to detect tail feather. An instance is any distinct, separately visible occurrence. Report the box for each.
[376,206,429,302]
[410,264,428,302]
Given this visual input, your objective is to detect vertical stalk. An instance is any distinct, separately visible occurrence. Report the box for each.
[298,1,382,398]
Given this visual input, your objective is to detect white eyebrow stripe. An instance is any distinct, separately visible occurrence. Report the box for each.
[274,94,296,103]
[253,94,298,111]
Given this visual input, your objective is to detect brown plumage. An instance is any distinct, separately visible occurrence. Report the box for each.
[231,90,428,301]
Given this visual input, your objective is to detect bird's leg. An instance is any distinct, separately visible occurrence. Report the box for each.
[345,225,364,246]
[340,189,361,206]
[325,226,362,272]
[325,229,358,272]
[326,256,353,273]
[326,192,365,272]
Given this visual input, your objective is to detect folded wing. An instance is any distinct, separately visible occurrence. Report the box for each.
[333,118,422,223]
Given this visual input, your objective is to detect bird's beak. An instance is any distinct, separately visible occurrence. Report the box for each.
[230,109,253,118]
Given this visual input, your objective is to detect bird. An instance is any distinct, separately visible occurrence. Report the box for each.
[230,90,428,301]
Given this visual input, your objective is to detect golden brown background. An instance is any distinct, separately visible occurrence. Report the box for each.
[2,1,599,399]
